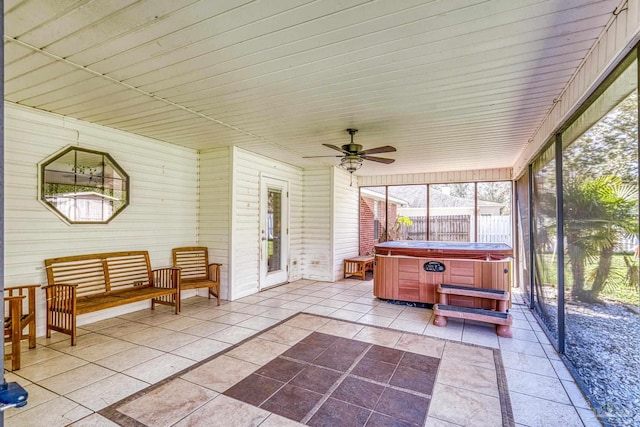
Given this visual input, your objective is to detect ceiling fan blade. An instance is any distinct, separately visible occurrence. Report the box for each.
[359,145,396,155]
[302,155,342,158]
[362,156,395,164]
[323,143,350,154]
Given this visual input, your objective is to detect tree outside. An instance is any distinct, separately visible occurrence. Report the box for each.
[562,90,639,304]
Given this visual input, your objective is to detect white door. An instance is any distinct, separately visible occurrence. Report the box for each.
[260,176,289,289]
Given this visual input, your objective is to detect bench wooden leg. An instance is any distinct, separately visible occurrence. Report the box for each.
[209,285,220,306]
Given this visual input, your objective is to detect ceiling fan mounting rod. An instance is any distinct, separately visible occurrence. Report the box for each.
[346,128,358,143]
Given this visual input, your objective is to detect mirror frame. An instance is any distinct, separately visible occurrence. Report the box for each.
[40,146,130,224]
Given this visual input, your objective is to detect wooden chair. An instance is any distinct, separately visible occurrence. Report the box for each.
[172,247,222,308]
[4,285,38,370]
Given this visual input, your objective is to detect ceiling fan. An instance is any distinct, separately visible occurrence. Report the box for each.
[305,129,396,174]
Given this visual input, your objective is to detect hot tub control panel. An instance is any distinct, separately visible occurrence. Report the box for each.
[423,261,445,272]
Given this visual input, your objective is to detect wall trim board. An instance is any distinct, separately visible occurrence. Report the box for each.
[358,168,512,187]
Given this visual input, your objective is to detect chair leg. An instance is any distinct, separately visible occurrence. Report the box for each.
[10,302,22,370]
[27,318,36,349]
[28,287,36,348]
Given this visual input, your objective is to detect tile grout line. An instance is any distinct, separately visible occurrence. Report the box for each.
[299,343,373,425]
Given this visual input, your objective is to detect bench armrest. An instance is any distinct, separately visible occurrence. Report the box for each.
[42,283,78,303]
[42,284,78,345]
[152,267,181,290]
[42,283,78,314]
[208,263,221,283]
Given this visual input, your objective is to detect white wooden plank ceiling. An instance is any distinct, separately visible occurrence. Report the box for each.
[4,0,622,176]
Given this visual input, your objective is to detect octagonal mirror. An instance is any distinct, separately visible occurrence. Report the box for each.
[40,147,129,223]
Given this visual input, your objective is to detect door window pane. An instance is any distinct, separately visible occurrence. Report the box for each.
[267,188,282,272]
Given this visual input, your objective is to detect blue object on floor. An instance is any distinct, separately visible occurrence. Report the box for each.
[0,381,28,411]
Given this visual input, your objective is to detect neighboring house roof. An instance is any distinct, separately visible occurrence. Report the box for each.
[360,188,408,206]
[429,189,505,208]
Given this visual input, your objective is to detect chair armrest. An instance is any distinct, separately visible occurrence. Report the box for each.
[5,285,39,317]
[4,295,26,326]
[152,267,181,289]
[207,263,221,283]
[5,284,40,294]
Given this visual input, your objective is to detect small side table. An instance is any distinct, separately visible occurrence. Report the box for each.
[343,256,374,280]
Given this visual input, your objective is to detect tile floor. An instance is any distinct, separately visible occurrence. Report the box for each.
[3,278,600,427]
[104,316,506,427]
[223,330,442,426]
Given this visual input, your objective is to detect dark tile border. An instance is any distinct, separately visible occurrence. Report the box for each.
[97,312,514,427]
[494,346,515,427]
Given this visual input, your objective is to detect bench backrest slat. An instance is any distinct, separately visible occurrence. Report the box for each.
[45,251,153,297]
[172,247,209,281]
[107,253,153,292]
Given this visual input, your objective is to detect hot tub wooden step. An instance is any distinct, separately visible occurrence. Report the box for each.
[433,304,513,337]
[437,283,510,300]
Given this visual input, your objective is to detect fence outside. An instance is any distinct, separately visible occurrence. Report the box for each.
[478,215,512,245]
[400,215,512,244]
[396,214,635,250]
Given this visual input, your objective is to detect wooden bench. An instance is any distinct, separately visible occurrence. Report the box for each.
[44,251,180,345]
[4,285,38,370]
[344,256,374,280]
[433,283,513,337]
[172,247,221,308]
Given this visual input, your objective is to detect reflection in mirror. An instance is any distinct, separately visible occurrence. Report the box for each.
[40,147,129,223]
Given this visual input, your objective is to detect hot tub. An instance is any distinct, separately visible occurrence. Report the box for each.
[373,241,512,308]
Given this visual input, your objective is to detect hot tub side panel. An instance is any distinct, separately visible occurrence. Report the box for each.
[374,255,511,308]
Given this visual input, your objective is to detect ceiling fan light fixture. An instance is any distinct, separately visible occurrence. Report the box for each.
[340,156,363,173]
[304,128,395,175]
